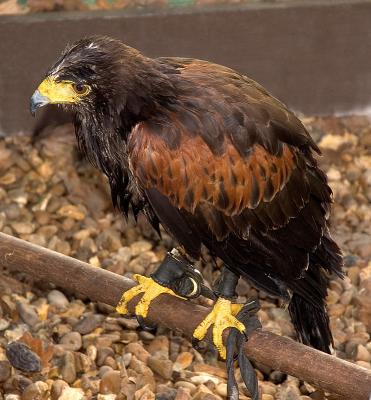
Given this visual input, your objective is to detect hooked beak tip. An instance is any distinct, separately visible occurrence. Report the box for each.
[30,90,50,117]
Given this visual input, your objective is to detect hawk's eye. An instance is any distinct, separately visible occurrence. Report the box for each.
[73,83,89,95]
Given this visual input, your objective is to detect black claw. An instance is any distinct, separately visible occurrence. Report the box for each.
[225,299,262,400]
[136,315,157,332]
[191,337,204,352]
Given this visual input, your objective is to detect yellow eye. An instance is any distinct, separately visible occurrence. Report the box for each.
[72,83,89,95]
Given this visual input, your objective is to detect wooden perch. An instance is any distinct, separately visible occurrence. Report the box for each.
[0,232,370,399]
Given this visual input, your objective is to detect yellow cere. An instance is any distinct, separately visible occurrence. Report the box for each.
[37,77,90,104]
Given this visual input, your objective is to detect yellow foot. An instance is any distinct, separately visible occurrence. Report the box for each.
[116,274,184,319]
[193,298,245,359]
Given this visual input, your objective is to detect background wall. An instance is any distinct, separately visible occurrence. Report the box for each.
[0,0,371,135]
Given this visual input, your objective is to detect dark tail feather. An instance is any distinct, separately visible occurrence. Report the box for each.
[289,234,343,354]
[288,293,333,353]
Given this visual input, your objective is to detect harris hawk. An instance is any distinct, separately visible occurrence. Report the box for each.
[31,35,343,378]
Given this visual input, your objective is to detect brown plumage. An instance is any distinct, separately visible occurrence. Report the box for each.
[31,36,343,354]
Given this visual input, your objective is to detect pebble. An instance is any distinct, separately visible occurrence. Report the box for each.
[59,331,82,351]
[21,381,49,400]
[148,356,173,380]
[0,360,11,382]
[5,395,21,400]
[99,370,121,394]
[16,302,40,327]
[74,313,103,334]
[50,380,69,400]
[6,341,41,372]
[190,374,220,386]
[126,342,150,363]
[47,290,69,309]
[174,388,192,400]
[356,344,371,362]
[174,352,193,370]
[97,347,115,366]
[147,336,169,358]
[60,352,76,384]
[174,381,197,395]
[215,383,227,397]
[130,240,153,256]
[58,387,85,400]
[0,119,371,399]
[0,318,10,331]
[97,395,117,400]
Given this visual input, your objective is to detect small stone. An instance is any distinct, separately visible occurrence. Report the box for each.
[50,380,69,400]
[99,365,113,378]
[340,290,353,305]
[174,388,191,400]
[74,313,103,334]
[0,318,10,331]
[277,378,301,400]
[356,360,371,369]
[6,341,41,372]
[74,352,93,373]
[190,374,220,385]
[61,351,76,384]
[148,356,173,380]
[318,132,358,151]
[0,360,11,382]
[174,381,197,395]
[97,347,115,366]
[58,387,85,400]
[5,395,21,400]
[21,381,49,400]
[130,240,152,256]
[147,336,169,358]
[215,383,227,397]
[130,356,153,377]
[11,222,35,235]
[16,302,40,327]
[59,331,82,351]
[138,331,155,341]
[97,395,117,400]
[128,252,158,274]
[100,370,121,394]
[269,370,286,384]
[193,364,227,379]
[3,373,32,393]
[356,344,371,362]
[47,290,69,309]
[104,356,117,369]
[174,352,193,370]
[126,342,150,363]
[58,204,86,221]
[261,381,277,395]
[122,353,132,367]
[86,345,97,362]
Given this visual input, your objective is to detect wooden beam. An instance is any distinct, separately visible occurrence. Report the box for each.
[0,232,370,399]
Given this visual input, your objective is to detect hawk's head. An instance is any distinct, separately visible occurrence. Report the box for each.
[30,35,142,116]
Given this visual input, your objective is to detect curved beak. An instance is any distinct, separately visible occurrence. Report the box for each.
[30,90,50,116]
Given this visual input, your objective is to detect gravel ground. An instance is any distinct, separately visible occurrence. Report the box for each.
[0,115,370,400]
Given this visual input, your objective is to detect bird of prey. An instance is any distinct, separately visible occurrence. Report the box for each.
[31,36,342,369]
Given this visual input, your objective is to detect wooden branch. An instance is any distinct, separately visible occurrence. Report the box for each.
[0,232,370,400]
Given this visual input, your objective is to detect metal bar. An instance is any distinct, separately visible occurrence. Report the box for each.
[0,232,370,399]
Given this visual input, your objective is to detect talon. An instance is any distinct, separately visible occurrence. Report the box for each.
[193,298,245,360]
[116,274,185,321]
[136,315,157,331]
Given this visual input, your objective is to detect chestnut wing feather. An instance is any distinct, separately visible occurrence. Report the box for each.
[126,58,336,286]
